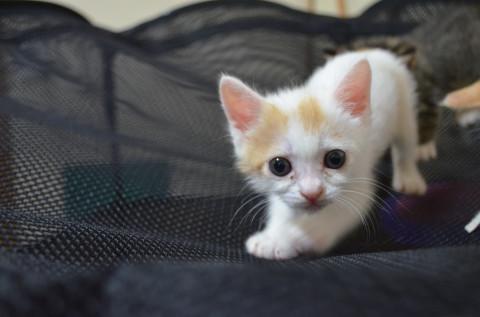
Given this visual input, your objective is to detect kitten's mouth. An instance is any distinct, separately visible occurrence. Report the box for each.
[300,200,330,213]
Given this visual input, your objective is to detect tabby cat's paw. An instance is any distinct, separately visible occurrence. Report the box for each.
[456,110,480,127]
[416,141,437,161]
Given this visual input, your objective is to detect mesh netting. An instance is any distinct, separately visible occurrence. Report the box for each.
[0,1,479,316]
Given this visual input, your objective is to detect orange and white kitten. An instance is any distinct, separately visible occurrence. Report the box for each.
[219,49,426,260]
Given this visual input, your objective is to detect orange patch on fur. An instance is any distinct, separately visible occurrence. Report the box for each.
[238,103,288,173]
[297,96,325,133]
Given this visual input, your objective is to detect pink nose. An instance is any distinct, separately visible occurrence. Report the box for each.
[300,189,324,205]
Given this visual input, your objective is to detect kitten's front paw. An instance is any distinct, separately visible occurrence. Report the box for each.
[245,229,311,260]
[416,141,437,161]
[393,167,427,195]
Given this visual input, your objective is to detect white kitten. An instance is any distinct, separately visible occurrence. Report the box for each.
[219,49,427,260]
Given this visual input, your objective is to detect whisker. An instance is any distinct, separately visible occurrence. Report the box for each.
[338,190,384,231]
[346,179,411,229]
[348,179,397,206]
[335,196,372,242]
[233,188,257,209]
[228,193,263,228]
[349,177,413,215]
[232,183,253,209]
[339,188,384,210]
[339,187,396,221]
[250,201,269,225]
[237,199,268,230]
[236,182,251,197]
[349,177,394,193]
[340,194,377,242]
[372,166,390,178]
[257,210,268,231]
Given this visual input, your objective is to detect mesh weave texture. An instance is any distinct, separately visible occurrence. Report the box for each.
[0,1,479,316]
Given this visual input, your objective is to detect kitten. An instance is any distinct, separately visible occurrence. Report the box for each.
[219,49,427,259]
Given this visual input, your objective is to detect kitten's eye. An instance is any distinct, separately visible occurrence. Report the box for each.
[268,157,292,177]
[324,150,346,169]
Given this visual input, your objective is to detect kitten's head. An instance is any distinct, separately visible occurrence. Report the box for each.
[219,60,372,212]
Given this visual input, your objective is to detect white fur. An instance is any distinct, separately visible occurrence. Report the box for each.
[456,109,480,127]
[221,49,427,260]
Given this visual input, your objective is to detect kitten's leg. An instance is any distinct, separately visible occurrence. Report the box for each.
[245,196,313,260]
[392,98,427,195]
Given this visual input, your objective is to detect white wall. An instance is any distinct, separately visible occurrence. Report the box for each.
[40,0,377,31]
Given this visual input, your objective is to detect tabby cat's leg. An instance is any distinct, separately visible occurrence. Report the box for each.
[416,83,439,161]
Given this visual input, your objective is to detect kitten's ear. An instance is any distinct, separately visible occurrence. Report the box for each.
[335,59,371,117]
[219,75,263,132]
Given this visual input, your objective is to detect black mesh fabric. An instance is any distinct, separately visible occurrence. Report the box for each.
[0,1,479,316]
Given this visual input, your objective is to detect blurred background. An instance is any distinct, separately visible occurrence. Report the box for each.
[38,0,378,31]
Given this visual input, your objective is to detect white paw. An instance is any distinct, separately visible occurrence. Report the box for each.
[245,230,311,260]
[456,110,480,127]
[416,141,437,161]
[393,167,427,195]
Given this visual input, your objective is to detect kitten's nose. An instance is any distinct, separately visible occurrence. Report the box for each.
[300,188,324,205]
